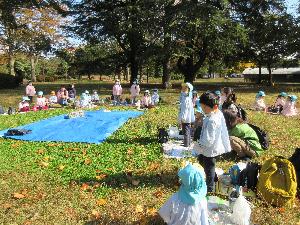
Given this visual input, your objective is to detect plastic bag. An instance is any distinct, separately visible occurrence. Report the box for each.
[231,189,251,225]
[168,126,179,138]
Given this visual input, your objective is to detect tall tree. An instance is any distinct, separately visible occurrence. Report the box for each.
[72,0,159,84]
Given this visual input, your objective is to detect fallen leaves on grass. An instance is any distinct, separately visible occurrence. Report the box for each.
[96,198,107,206]
[135,204,144,213]
[58,164,65,171]
[91,210,101,219]
[12,192,26,199]
[95,174,107,180]
[2,203,12,209]
[81,183,90,191]
[39,161,49,168]
[153,190,163,198]
[36,149,44,154]
[84,158,92,165]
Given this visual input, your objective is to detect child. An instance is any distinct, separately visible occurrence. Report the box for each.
[49,91,58,104]
[80,93,90,108]
[91,90,100,103]
[220,87,233,106]
[159,163,209,225]
[178,83,195,147]
[223,109,263,158]
[85,90,92,102]
[194,92,231,192]
[19,96,30,112]
[141,90,152,108]
[34,91,48,110]
[281,95,298,117]
[151,89,160,105]
[57,85,69,106]
[25,81,36,103]
[268,92,287,113]
[254,91,266,111]
[67,84,76,102]
[113,79,122,105]
[193,99,204,141]
[130,80,140,104]
[192,90,198,106]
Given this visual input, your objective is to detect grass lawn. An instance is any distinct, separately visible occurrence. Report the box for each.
[0,79,300,225]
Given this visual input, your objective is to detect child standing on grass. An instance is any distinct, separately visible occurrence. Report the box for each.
[25,81,36,103]
[194,92,231,192]
[178,83,195,147]
[254,91,266,111]
[282,95,298,117]
[159,163,209,225]
[113,79,122,105]
[130,80,140,104]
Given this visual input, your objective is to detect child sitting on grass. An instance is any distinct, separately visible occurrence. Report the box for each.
[159,162,209,225]
[220,87,233,106]
[91,90,100,103]
[19,96,30,112]
[178,83,195,147]
[282,95,298,117]
[194,92,231,192]
[34,91,48,111]
[223,109,263,159]
[141,90,152,108]
[268,92,287,114]
[254,91,266,111]
[151,89,160,106]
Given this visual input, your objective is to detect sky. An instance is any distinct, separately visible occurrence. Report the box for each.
[286,0,299,14]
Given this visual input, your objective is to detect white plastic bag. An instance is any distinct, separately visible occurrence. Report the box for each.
[231,189,251,225]
[168,126,179,138]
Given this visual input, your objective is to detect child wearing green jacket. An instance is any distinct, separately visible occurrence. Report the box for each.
[223,109,263,158]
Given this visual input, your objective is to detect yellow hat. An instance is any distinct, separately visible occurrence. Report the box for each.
[51,91,55,95]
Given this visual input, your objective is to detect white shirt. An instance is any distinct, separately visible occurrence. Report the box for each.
[159,193,209,225]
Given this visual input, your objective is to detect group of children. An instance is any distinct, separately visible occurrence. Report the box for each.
[254,91,298,116]
[19,82,103,112]
[160,84,299,224]
[113,79,160,108]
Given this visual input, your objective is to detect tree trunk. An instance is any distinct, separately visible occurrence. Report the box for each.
[30,55,37,82]
[162,58,171,88]
[8,52,15,76]
[257,63,262,84]
[268,66,273,86]
[155,61,160,78]
[146,66,149,84]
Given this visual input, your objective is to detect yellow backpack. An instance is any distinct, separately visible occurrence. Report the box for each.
[257,156,297,207]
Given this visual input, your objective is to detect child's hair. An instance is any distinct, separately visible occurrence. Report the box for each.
[222,87,233,96]
[199,92,219,108]
[223,109,244,130]
[224,93,237,105]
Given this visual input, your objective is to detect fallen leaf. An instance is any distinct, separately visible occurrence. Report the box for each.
[43,156,50,161]
[81,183,89,191]
[12,193,26,199]
[95,169,101,173]
[148,163,160,171]
[153,190,163,198]
[82,150,87,156]
[39,161,49,168]
[278,207,285,213]
[135,204,144,213]
[127,148,133,154]
[84,158,92,165]
[132,179,140,186]
[2,203,12,209]
[91,210,101,219]
[58,165,65,171]
[95,174,107,180]
[146,207,157,216]
[36,149,44,154]
[96,198,107,206]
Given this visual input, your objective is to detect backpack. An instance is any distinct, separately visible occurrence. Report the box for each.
[229,162,247,186]
[257,156,297,207]
[157,128,169,144]
[248,123,269,150]
[289,148,300,196]
[238,162,261,191]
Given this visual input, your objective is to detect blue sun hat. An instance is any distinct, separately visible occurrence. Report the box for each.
[256,91,265,98]
[81,93,87,99]
[214,90,221,96]
[178,163,207,205]
[85,90,89,94]
[22,96,30,102]
[289,95,298,102]
[185,82,194,98]
[279,92,287,97]
[37,91,43,96]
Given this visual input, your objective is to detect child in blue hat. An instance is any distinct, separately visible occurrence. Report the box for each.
[282,95,298,117]
[254,91,266,111]
[159,163,209,225]
[268,92,287,113]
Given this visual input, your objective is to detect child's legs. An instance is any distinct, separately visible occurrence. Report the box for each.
[230,136,256,158]
[182,123,191,147]
[198,154,216,192]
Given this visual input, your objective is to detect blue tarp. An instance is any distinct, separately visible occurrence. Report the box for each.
[0,110,143,144]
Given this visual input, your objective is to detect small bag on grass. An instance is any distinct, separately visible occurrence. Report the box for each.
[257,156,297,207]
[157,128,169,144]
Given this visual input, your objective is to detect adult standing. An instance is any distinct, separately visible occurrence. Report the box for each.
[25,81,36,103]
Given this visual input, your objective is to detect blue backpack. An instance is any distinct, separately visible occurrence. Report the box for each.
[229,163,247,185]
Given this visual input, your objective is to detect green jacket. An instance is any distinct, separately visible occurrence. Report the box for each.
[229,123,264,154]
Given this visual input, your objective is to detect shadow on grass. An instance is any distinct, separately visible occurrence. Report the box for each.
[72,169,178,190]
[85,214,164,225]
[105,137,157,145]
